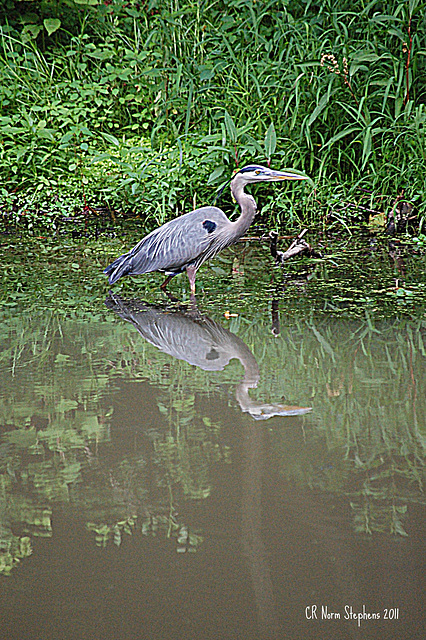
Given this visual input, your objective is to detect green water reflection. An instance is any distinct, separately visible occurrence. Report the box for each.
[1,294,425,567]
[0,235,425,639]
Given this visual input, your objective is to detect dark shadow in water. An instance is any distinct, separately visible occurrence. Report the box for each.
[105,293,311,421]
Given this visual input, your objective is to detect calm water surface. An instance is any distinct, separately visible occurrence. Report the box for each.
[0,234,425,639]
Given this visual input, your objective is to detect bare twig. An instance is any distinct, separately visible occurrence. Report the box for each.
[269,228,317,264]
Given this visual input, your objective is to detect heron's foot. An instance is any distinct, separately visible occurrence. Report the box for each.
[187,295,203,320]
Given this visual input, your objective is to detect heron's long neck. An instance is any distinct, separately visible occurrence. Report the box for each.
[230,180,257,237]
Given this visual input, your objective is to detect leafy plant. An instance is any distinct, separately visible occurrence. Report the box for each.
[0,0,425,231]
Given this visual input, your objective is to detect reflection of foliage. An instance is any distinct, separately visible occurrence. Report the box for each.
[0,531,32,576]
[1,299,426,555]
[1,237,426,577]
[263,316,426,535]
[2,234,426,321]
[351,502,408,537]
[1,298,426,558]
[0,299,229,570]
[174,525,203,554]
[155,389,231,500]
[87,516,137,548]
[86,514,203,553]
[0,476,38,575]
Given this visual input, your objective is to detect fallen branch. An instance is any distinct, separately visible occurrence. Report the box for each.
[269,229,319,263]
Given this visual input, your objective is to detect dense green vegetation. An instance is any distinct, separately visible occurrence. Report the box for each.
[1,0,425,231]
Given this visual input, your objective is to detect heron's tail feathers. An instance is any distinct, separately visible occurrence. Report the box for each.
[104,255,132,285]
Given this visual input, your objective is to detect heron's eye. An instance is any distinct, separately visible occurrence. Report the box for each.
[255,170,261,175]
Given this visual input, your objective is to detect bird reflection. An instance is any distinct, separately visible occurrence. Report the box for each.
[105,294,311,420]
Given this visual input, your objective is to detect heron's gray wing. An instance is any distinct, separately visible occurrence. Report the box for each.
[128,206,230,275]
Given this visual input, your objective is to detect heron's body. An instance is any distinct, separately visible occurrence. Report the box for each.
[104,164,308,294]
[105,206,232,284]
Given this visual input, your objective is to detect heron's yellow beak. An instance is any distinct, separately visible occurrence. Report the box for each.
[274,169,312,185]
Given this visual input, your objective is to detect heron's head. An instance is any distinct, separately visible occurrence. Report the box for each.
[235,164,310,184]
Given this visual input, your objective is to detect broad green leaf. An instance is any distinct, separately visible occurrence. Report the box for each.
[79,126,93,137]
[370,14,399,23]
[207,166,225,183]
[351,52,380,63]
[184,81,193,137]
[224,111,237,143]
[22,24,42,41]
[322,126,360,148]
[362,128,372,167]
[308,92,331,127]
[264,123,276,160]
[43,18,61,36]
[409,0,421,15]
[60,132,74,144]
[101,132,120,147]
[388,27,405,40]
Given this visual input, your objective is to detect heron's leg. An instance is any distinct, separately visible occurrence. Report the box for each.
[187,297,203,320]
[186,265,197,297]
[160,274,174,291]
[160,274,181,302]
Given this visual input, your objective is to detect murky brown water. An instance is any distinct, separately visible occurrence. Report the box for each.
[0,237,425,639]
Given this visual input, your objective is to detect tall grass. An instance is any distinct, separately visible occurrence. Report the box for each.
[0,0,425,229]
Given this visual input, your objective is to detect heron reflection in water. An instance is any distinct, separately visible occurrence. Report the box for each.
[105,294,311,420]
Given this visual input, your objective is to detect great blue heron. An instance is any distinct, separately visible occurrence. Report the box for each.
[104,164,308,295]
